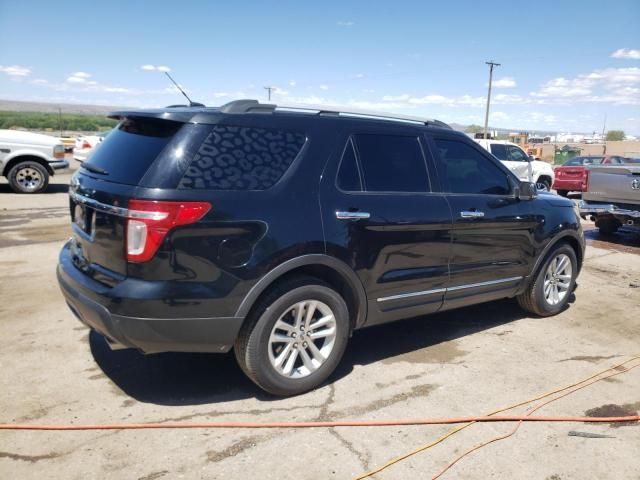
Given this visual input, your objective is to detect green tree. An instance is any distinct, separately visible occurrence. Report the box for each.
[605,130,625,141]
[465,124,483,134]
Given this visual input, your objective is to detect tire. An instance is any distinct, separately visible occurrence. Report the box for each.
[234,276,350,396]
[557,190,569,197]
[8,161,49,193]
[517,243,577,317]
[535,178,551,192]
[596,218,620,235]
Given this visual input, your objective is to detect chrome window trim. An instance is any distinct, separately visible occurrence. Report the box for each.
[377,276,523,303]
[69,191,165,220]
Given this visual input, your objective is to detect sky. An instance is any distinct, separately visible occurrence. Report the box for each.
[1,0,639,134]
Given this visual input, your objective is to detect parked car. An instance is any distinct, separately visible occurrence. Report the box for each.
[474,139,555,191]
[57,100,585,396]
[579,164,640,233]
[553,155,627,197]
[58,135,76,153]
[0,129,69,193]
[74,131,109,163]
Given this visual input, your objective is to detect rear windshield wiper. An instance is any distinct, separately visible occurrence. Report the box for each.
[81,163,109,175]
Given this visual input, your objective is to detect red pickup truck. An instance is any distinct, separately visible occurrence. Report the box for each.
[553,155,629,196]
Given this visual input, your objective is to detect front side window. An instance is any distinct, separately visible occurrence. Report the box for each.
[434,138,511,195]
[490,144,508,160]
[353,134,430,192]
[507,145,529,162]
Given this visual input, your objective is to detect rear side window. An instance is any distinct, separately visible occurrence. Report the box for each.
[83,117,182,185]
[354,134,430,192]
[179,125,306,190]
[490,144,507,160]
[434,138,510,195]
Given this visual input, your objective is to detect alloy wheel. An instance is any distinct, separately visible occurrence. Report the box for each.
[16,166,43,192]
[268,300,337,379]
[543,253,572,305]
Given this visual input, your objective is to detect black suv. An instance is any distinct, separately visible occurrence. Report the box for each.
[57,100,585,396]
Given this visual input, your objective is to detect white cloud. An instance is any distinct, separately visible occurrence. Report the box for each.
[491,111,510,122]
[354,73,365,79]
[30,78,48,85]
[212,91,246,99]
[140,64,172,72]
[382,93,485,107]
[611,48,640,60]
[530,67,640,104]
[289,80,297,87]
[0,65,31,77]
[337,21,354,27]
[492,77,516,88]
[66,72,96,84]
[273,87,289,96]
[319,84,329,91]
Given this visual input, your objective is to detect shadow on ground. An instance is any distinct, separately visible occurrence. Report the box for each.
[91,298,532,406]
[0,182,70,194]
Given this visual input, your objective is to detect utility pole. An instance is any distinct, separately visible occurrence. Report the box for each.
[264,86,275,101]
[58,107,63,137]
[483,61,500,140]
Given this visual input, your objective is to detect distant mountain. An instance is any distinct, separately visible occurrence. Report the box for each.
[0,99,127,115]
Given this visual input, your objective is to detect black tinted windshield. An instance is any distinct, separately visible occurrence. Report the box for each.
[565,156,603,166]
[83,117,183,185]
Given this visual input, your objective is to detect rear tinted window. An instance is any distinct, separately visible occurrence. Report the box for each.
[565,156,603,166]
[83,117,182,185]
[179,125,306,190]
[354,134,430,192]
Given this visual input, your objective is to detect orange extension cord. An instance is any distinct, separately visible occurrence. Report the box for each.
[0,414,637,431]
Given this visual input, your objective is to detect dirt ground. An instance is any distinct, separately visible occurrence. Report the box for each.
[1,162,639,480]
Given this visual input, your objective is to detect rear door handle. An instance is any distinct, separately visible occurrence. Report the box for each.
[336,211,370,220]
[460,211,485,218]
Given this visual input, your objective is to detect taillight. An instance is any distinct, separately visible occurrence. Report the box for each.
[582,169,590,191]
[125,200,211,262]
[82,141,92,149]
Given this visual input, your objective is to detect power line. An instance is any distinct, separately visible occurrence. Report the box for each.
[483,61,500,140]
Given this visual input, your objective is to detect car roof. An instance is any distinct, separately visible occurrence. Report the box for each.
[109,99,453,131]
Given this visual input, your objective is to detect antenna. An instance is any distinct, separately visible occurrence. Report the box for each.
[164,72,200,107]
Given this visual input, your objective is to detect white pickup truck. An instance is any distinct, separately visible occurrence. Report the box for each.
[475,139,555,191]
[0,129,69,193]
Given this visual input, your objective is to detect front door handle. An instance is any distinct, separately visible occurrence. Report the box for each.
[460,211,485,218]
[336,211,371,220]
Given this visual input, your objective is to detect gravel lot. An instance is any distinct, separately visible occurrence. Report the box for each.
[1,162,639,480]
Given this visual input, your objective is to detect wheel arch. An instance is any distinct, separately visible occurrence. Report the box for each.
[521,230,584,292]
[3,154,54,176]
[235,255,367,332]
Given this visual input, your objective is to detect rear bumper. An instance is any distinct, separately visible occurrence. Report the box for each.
[57,245,244,354]
[553,178,583,191]
[579,201,640,224]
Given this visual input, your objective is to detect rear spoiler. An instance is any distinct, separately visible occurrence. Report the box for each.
[108,107,219,123]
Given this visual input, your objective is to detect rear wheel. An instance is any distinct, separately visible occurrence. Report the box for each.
[234,276,350,396]
[556,189,569,197]
[8,161,49,193]
[517,243,577,317]
[596,217,620,234]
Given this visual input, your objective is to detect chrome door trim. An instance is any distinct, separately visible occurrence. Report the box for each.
[446,276,523,292]
[460,211,485,218]
[377,287,446,303]
[376,276,522,303]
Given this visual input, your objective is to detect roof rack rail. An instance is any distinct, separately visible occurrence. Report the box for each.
[219,99,276,114]
[217,99,451,129]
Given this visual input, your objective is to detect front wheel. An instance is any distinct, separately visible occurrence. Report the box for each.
[234,276,350,396]
[8,161,49,193]
[517,243,577,317]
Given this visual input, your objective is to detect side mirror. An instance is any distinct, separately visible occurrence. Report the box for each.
[528,155,535,162]
[516,181,537,200]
